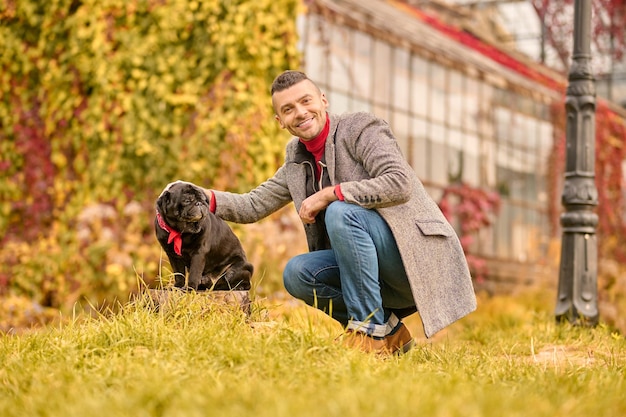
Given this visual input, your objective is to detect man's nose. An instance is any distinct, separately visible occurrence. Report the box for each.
[294,104,308,117]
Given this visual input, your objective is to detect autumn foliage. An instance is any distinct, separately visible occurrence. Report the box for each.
[545,99,626,263]
[439,184,501,283]
[532,0,626,68]
[0,0,301,313]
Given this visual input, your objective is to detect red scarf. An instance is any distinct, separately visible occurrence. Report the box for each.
[156,211,182,256]
[300,115,330,180]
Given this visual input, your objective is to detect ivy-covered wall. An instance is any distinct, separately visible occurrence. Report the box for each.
[0,0,301,313]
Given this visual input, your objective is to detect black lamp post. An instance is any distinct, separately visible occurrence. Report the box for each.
[555,0,599,326]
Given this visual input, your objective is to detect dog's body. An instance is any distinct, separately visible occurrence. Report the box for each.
[155,182,253,291]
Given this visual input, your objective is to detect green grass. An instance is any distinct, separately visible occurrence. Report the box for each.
[0,289,624,417]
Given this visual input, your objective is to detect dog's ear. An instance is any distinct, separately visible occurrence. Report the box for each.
[157,190,171,214]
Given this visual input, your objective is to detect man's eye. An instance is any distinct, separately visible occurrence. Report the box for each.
[283,108,292,114]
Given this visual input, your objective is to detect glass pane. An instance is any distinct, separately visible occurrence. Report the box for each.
[392,111,410,159]
[303,15,328,79]
[373,39,391,107]
[430,120,446,144]
[537,121,553,179]
[480,83,494,138]
[525,117,539,168]
[393,48,410,111]
[373,104,390,121]
[477,224,496,257]
[329,26,352,92]
[448,71,463,128]
[353,31,372,100]
[481,137,497,187]
[448,128,463,150]
[430,63,447,123]
[448,130,464,184]
[448,146,462,184]
[431,141,449,185]
[512,113,534,149]
[411,117,428,179]
[464,76,479,133]
[353,97,371,112]
[526,169,538,203]
[329,91,350,114]
[296,14,306,51]
[494,107,511,144]
[495,110,512,193]
[430,123,448,185]
[511,205,528,261]
[410,55,429,118]
[508,171,521,201]
[463,133,480,186]
[495,200,512,258]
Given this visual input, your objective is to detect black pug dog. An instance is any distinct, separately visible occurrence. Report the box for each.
[155,181,253,291]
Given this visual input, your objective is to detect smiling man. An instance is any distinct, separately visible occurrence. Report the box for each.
[174,70,476,355]
[272,76,328,140]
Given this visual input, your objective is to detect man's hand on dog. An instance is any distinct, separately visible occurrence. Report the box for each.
[163,180,338,225]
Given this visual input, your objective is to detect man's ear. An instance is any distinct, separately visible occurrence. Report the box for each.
[320,92,329,109]
[275,114,286,129]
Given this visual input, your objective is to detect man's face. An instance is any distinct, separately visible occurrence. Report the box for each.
[273,79,329,140]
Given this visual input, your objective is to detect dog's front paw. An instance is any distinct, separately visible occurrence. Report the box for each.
[211,277,231,291]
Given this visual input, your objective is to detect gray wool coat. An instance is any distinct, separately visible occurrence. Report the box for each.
[212,112,477,337]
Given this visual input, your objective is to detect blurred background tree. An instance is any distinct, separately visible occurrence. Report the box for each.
[532,0,626,70]
[0,0,301,320]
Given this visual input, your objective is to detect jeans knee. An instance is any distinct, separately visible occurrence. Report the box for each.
[283,256,306,299]
[325,201,350,236]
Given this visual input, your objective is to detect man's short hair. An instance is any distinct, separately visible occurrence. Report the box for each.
[270,70,318,95]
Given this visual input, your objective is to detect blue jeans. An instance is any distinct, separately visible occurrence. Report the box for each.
[283,201,415,338]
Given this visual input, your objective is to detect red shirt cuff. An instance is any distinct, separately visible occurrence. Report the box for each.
[209,190,216,213]
[334,184,344,201]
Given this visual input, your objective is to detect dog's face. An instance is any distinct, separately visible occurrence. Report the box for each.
[156,183,210,234]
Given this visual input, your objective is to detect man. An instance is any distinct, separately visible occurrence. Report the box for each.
[172,70,476,354]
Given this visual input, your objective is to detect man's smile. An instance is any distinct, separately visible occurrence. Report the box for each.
[297,117,315,128]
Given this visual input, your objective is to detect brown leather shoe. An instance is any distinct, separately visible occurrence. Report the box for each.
[342,330,389,355]
[385,322,414,355]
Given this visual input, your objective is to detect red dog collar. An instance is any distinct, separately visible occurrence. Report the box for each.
[156,211,182,256]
